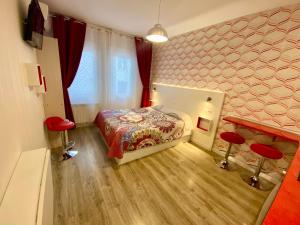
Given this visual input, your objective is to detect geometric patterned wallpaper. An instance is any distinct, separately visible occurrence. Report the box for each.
[152,4,300,180]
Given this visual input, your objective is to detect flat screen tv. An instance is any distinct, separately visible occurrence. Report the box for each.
[24,0,44,49]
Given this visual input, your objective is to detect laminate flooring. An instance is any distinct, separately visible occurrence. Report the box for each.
[52,126,270,225]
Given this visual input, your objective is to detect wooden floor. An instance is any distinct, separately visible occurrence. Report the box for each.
[52,126,269,225]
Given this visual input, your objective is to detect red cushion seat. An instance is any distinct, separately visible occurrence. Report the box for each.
[220,132,245,144]
[250,144,283,160]
[44,116,75,131]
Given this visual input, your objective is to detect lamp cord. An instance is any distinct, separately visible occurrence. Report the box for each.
[157,0,162,24]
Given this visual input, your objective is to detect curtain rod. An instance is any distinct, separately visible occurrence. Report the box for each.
[87,22,136,39]
[49,13,137,39]
[48,14,85,24]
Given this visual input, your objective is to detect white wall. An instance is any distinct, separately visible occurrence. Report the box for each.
[0,0,47,202]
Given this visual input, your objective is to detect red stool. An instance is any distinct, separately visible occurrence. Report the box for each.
[218,132,245,169]
[246,143,283,189]
[44,116,78,160]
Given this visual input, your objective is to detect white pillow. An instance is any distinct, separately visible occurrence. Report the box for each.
[155,106,193,134]
[152,104,163,111]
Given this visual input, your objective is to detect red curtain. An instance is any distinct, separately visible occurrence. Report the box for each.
[134,37,152,107]
[52,15,86,122]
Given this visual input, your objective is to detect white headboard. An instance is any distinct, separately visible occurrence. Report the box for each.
[152,83,225,150]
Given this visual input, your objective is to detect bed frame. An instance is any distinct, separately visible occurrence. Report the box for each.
[115,135,191,165]
[98,83,225,165]
[97,128,190,165]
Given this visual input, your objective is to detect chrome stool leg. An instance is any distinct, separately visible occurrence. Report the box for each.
[241,156,274,191]
[249,157,265,187]
[218,143,232,169]
[61,130,78,161]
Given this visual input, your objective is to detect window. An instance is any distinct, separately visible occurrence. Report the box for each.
[68,27,141,110]
[69,48,100,104]
[112,55,133,99]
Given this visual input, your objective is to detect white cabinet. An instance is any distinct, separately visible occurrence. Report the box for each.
[25,63,43,86]
[25,63,47,94]
[37,36,65,148]
[36,76,47,94]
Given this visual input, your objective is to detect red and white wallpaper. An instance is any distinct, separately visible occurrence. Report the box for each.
[152,4,300,179]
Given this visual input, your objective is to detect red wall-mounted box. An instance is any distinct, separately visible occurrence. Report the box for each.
[197,117,212,132]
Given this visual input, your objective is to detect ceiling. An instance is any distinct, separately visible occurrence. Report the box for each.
[42,0,240,35]
[42,0,300,37]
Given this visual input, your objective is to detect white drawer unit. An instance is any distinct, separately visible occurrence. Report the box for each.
[0,148,53,225]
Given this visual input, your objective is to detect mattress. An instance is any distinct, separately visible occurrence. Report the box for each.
[94,107,189,159]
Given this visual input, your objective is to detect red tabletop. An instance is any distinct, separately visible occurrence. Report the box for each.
[223,116,300,143]
[263,145,300,225]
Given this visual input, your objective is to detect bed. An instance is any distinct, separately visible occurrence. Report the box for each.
[94,106,192,165]
[94,83,225,165]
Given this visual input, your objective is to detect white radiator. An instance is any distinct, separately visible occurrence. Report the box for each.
[72,104,101,124]
[0,148,53,225]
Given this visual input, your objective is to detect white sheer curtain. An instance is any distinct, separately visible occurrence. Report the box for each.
[69,26,142,123]
[105,32,141,109]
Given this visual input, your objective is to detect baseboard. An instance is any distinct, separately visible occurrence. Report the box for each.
[213,150,280,184]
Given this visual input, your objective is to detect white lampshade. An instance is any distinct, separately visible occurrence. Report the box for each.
[146,24,168,43]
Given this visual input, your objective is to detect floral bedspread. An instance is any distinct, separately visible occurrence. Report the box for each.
[94,107,185,159]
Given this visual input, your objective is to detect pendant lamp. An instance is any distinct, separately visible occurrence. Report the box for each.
[146,0,168,43]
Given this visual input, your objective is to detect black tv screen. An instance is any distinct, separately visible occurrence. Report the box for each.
[24,0,45,49]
